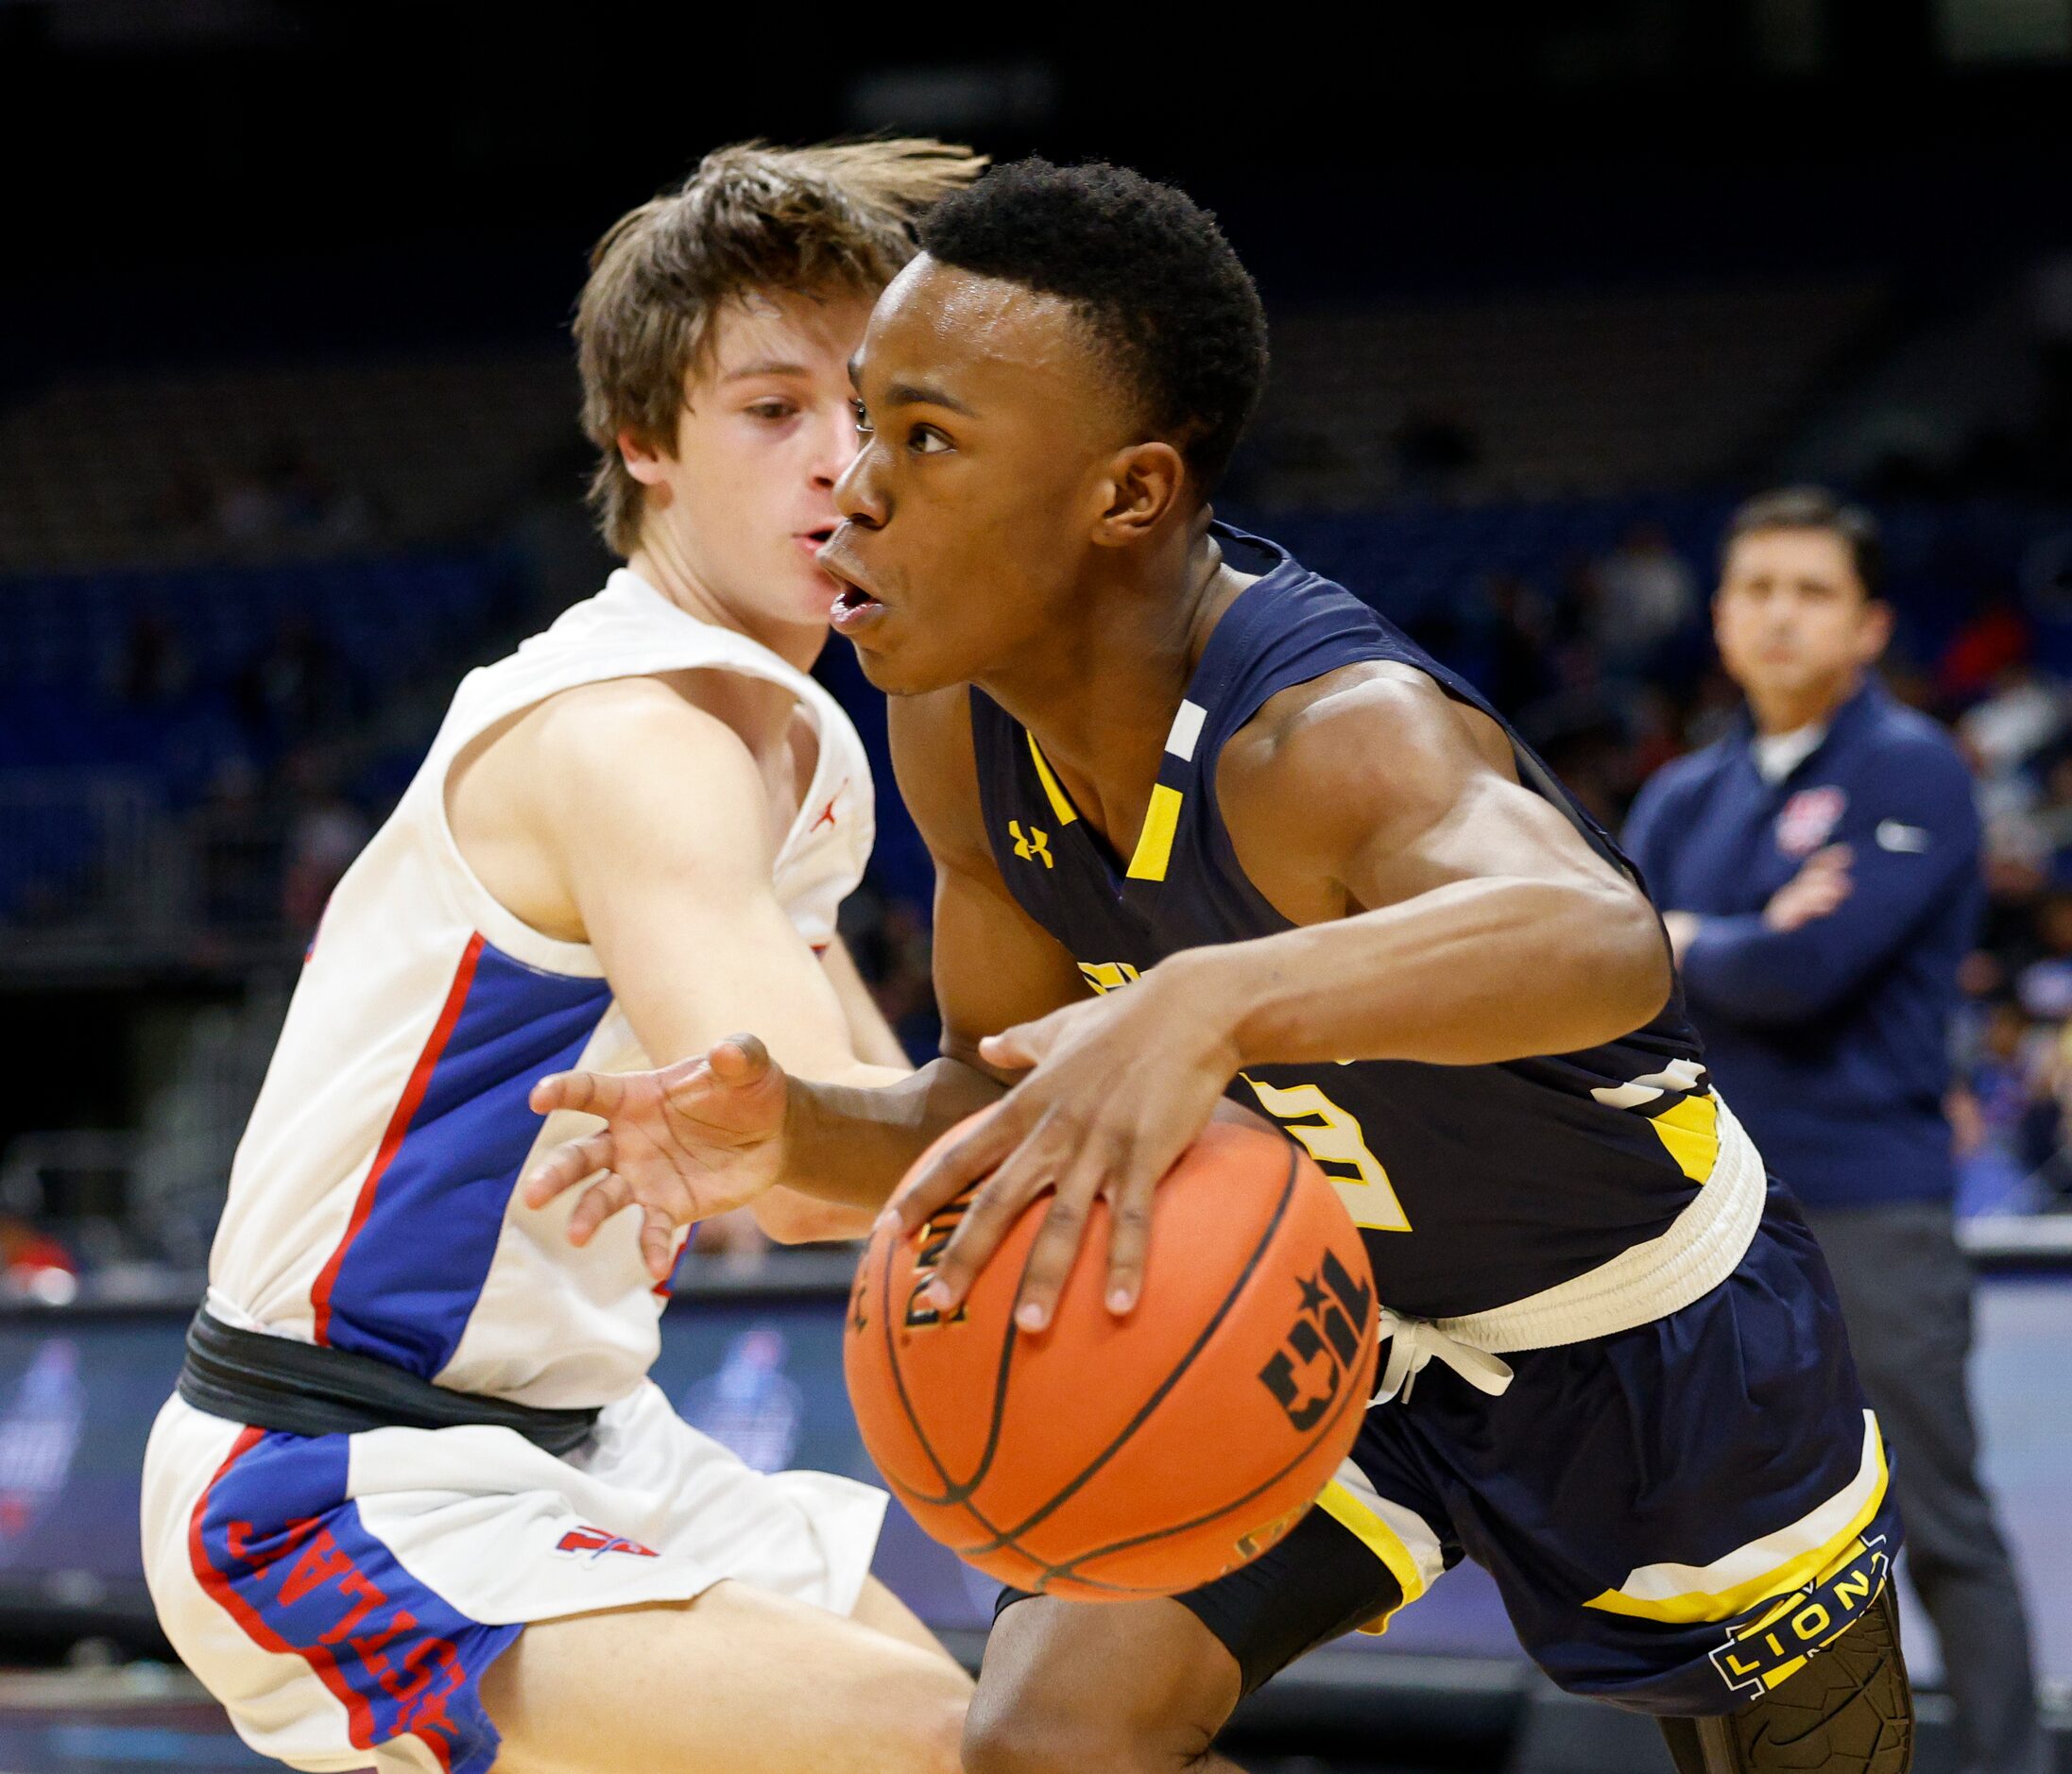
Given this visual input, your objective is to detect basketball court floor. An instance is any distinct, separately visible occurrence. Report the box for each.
[0,1664,1471,1774]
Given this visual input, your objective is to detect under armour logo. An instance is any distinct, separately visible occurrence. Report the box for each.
[1010,821,1053,867]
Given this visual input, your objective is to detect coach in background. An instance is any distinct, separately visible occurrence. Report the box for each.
[1624,487,2046,1774]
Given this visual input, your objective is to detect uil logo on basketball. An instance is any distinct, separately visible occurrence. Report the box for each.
[905,1196,974,1329]
[1709,1535,1891,1698]
[1258,1251,1373,1431]
[1009,821,1053,868]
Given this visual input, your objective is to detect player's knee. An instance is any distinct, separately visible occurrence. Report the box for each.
[963,1675,1220,1774]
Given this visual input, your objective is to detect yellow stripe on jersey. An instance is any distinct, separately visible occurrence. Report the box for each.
[1584,1412,1889,1625]
[1314,1475,1436,1634]
[1649,1090,1721,1184]
[1025,734,1080,827]
[1125,783,1184,880]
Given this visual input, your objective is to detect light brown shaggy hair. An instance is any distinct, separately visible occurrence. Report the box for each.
[574,139,985,555]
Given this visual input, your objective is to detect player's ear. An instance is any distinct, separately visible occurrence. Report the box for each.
[618,427,674,487]
[1090,442,1187,548]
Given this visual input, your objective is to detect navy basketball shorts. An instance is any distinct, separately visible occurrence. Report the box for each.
[1018,1182,1903,1717]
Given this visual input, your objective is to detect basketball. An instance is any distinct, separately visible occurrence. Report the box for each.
[844,1116,1378,1601]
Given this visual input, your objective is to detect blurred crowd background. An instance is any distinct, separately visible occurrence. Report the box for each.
[3,0,2071,1290]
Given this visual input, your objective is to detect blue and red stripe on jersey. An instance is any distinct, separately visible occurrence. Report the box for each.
[310,933,612,1376]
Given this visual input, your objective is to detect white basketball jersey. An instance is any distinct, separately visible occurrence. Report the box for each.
[204,569,875,1408]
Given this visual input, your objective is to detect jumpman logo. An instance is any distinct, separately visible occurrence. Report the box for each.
[811,777,848,832]
[1009,821,1053,868]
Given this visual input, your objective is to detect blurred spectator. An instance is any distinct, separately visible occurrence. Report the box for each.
[236,613,357,752]
[840,885,940,1063]
[280,758,370,937]
[1939,597,2033,705]
[1948,996,2058,1216]
[0,1214,77,1303]
[1589,520,1698,677]
[2013,887,2072,1022]
[195,756,283,936]
[214,442,375,556]
[1955,660,2061,782]
[1625,486,2048,1774]
[1478,572,1557,712]
[1979,742,2072,887]
[113,608,191,707]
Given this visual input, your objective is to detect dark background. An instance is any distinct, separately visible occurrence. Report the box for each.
[0,5,2069,1767]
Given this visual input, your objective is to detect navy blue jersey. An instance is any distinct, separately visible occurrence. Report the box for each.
[969,527,1717,1319]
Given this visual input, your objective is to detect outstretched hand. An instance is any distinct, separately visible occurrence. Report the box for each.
[883,964,1240,1334]
[522,1034,791,1280]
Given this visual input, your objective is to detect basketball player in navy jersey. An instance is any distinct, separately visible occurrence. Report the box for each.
[527,162,1914,1773]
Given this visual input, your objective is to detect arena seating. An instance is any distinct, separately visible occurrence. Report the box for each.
[1246,279,1888,506]
[0,352,575,573]
[0,553,521,926]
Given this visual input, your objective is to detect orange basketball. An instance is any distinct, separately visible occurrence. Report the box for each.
[843,1116,1378,1602]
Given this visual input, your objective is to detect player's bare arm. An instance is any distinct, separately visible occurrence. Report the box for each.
[454,670,905,1271]
[522,681,1087,1230]
[895,657,1675,1330]
[775,682,1097,1186]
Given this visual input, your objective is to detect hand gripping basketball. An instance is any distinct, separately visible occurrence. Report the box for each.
[887,968,1244,1334]
[848,1116,1378,1600]
[522,1034,790,1279]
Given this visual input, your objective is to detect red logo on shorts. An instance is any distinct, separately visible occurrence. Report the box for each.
[1775,786,1846,858]
[554,1526,659,1562]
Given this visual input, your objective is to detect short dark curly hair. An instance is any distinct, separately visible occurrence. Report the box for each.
[918,159,1268,494]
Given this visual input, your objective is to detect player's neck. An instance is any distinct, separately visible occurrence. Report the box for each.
[979,527,1239,837]
[1745,667,1861,739]
[625,543,822,759]
[626,540,826,680]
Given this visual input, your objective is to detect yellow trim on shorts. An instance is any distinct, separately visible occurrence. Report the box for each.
[1583,1431,1890,1625]
[1025,735,1080,826]
[1314,1479,1424,1635]
[1125,784,1184,881]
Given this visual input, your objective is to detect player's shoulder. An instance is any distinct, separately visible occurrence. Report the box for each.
[525,672,761,782]
[1222,659,1506,812]
[484,674,778,872]
[1833,691,1976,828]
[1858,689,1967,776]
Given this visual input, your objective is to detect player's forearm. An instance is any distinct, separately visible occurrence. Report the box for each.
[779,1056,1008,1209]
[1196,875,1672,1068]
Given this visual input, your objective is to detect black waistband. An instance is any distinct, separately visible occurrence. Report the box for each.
[177,1307,601,1458]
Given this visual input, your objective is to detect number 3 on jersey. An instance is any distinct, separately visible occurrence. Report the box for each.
[1240,1074,1412,1233]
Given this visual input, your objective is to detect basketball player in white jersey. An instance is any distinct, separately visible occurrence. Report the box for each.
[138,142,985,1774]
